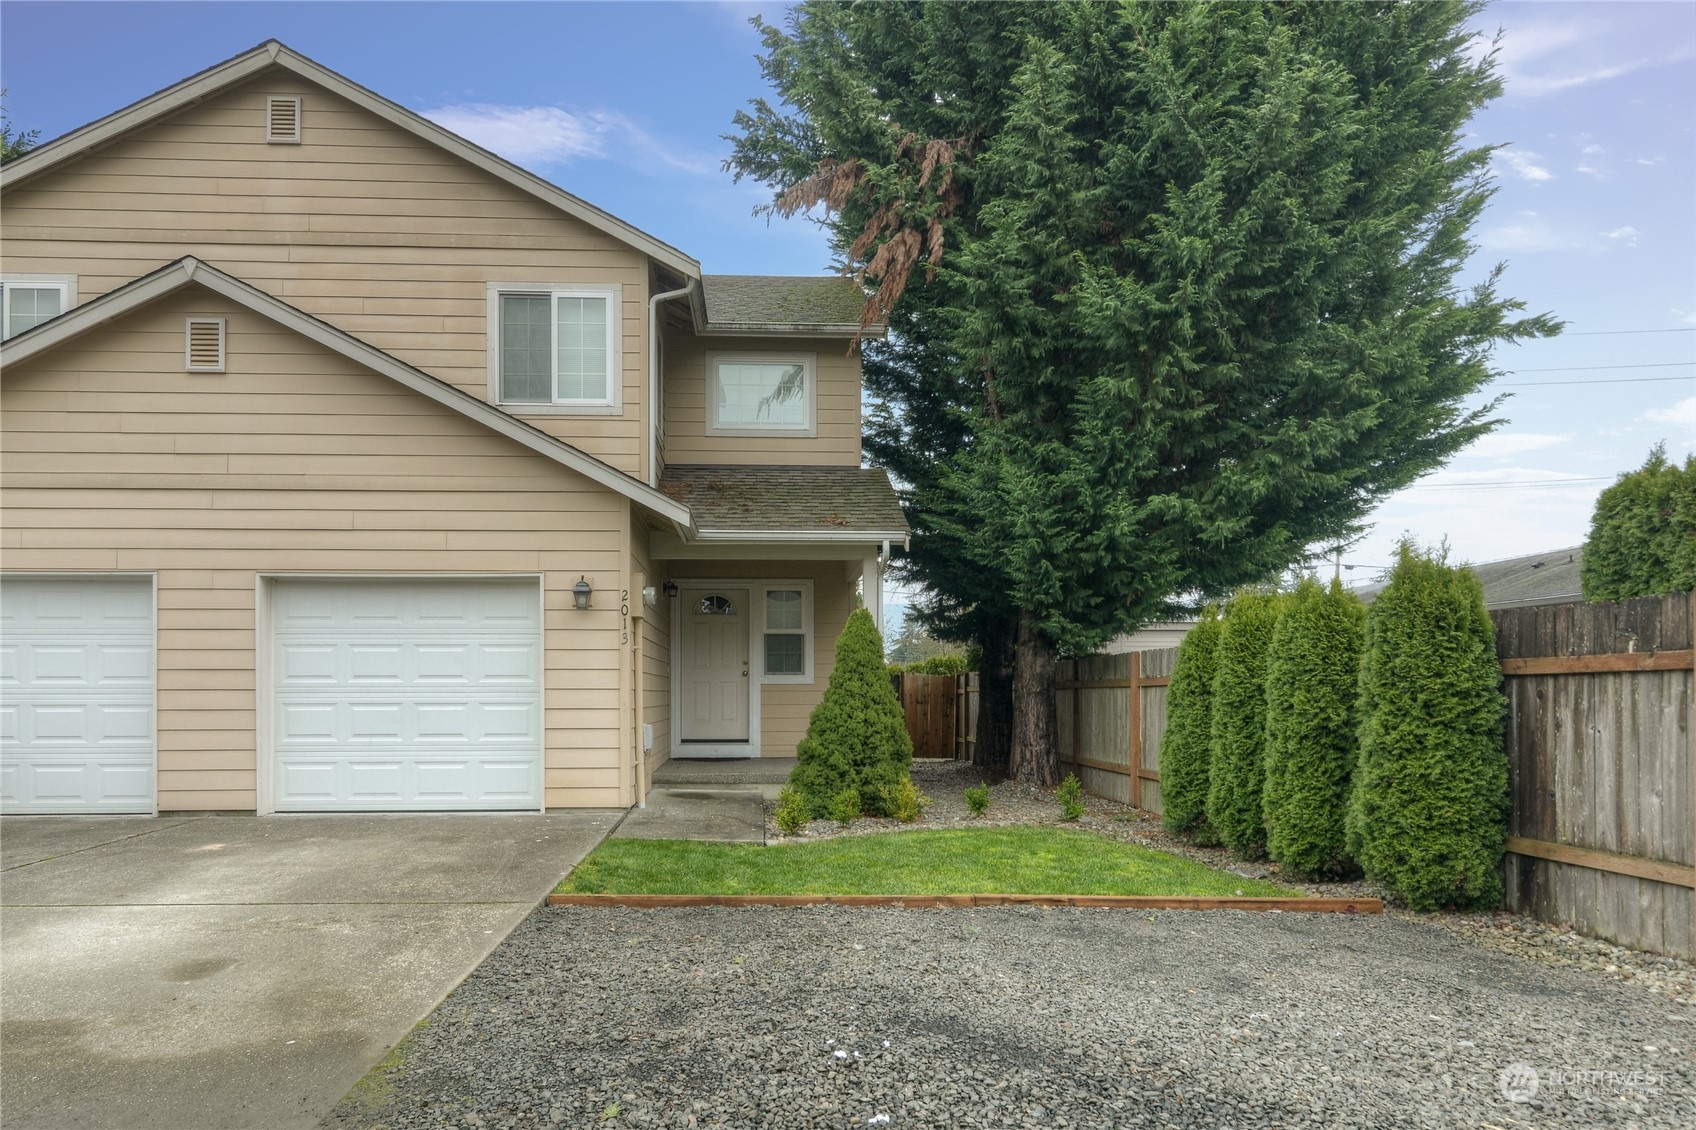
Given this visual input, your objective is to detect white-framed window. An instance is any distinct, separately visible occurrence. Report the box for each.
[1,276,76,341]
[707,352,816,436]
[486,282,622,413]
[760,584,812,682]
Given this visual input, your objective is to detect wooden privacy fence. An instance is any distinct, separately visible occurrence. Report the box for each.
[1495,591,1694,959]
[891,672,979,760]
[1055,649,1177,813]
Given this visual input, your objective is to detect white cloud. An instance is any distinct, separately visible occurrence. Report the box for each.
[1494,148,1555,181]
[1601,225,1639,246]
[1642,397,1696,431]
[1484,17,1694,98]
[1478,216,1585,253]
[1580,143,1605,155]
[1464,432,1574,460]
[422,103,714,175]
[1632,156,1667,167]
[1575,163,1606,179]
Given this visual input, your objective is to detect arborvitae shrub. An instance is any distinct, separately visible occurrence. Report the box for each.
[1206,589,1284,858]
[1346,543,1508,910]
[964,782,992,816]
[789,608,914,818]
[1056,774,1084,821]
[773,786,810,836]
[1160,607,1223,840]
[1263,578,1366,877]
[1582,444,1696,600]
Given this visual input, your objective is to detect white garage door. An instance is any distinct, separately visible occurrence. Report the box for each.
[0,575,155,815]
[271,578,542,812]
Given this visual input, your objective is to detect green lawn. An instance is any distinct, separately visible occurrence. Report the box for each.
[554,826,1302,897]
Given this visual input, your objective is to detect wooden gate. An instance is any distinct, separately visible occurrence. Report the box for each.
[892,673,963,759]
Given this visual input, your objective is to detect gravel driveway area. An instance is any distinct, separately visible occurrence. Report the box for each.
[327,905,1693,1129]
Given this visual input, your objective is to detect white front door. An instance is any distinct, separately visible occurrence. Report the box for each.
[678,588,749,744]
[0,575,155,814]
[270,577,542,812]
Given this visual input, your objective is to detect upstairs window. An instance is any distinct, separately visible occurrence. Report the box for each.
[1,277,74,340]
[707,352,816,436]
[490,284,620,411]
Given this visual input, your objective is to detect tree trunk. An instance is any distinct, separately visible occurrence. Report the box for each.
[1009,610,1061,786]
[973,616,1015,780]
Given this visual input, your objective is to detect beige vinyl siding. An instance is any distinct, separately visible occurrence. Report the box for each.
[675,559,857,757]
[0,73,652,478]
[1,287,632,810]
[631,528,672,790]
[661,334,862,466]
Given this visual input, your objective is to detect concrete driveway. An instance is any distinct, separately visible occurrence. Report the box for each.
[0,811,616,1130]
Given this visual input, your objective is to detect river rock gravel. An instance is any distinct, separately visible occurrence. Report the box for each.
[325,904,1693,1130]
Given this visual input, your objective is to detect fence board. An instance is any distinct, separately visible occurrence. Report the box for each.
[1056,646,1177,816]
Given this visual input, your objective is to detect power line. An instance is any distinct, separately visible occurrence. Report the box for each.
[1506,361,1693,373]
[1410,477,1612,490]
[1498,374,1693,387]
[1560,327,1696,337]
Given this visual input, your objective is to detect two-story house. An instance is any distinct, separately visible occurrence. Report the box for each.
[0,41,907,817]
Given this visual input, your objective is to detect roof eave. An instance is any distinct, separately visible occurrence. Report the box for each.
[690,528,910,544]
[697,321,887,340]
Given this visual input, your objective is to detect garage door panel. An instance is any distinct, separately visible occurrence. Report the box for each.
[1,576,155,815]
[272,579,541,811]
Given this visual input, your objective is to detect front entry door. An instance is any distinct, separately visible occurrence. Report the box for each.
[679,588,750,743]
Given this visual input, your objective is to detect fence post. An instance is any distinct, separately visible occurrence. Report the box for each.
[1129,651,1143,810]
[1071,659,1081,769]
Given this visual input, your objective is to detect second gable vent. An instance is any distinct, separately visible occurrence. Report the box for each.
[266,95,302,143]
[185,318,226,372]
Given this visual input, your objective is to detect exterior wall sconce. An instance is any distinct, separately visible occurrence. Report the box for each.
[662,580,679,599]
[572,576,593,611]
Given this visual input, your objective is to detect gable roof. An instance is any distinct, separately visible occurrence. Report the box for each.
[0,40,698,278]
[0,257,694,530]
[697,275,877,337]
[659,465,908,542]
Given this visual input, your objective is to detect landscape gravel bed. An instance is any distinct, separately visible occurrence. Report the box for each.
[326,904,1694,1130]
[770,761,1696,1007]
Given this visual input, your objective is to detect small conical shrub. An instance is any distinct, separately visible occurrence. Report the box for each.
[1263,578,1366,877]
[1206,588,1283,859]
[1159,606,1222,840]
[1346,542,1508,911]
[789,608,913,818]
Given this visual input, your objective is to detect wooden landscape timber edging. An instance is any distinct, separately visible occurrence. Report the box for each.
[547,893,1383,913]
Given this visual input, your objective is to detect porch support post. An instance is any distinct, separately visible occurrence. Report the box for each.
[863,551,883,633]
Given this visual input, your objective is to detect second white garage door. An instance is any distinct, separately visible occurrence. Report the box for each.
[271,578,542,812]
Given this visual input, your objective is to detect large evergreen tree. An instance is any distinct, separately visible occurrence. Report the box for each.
[729,1,1558,783]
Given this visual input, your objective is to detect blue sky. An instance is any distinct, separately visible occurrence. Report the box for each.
[3,0,1692,590]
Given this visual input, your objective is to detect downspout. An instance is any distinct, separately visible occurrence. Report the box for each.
[648,278,697,487]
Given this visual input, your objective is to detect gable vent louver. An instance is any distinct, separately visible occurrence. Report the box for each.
[185,318,226,372]
[266,95,302,143]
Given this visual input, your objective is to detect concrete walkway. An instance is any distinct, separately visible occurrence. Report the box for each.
[619,759,791,844]
[0,811,616,1130]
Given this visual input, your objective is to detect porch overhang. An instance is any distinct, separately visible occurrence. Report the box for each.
[654,464,909,560]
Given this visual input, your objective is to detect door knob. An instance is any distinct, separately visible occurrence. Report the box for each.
[742,663,749,677]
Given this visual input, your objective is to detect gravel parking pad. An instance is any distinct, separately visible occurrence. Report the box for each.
[327,906,1693,1129]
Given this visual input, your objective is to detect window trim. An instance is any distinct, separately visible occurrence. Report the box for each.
[705,351,817,438]
[1,275,77,341]
[758,581,814,684]
[485,281,624,415]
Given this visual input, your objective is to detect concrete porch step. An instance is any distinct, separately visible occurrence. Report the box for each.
[652,757,797,787]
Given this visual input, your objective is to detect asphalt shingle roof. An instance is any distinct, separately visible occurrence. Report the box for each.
[700,275,867,332]
[661,465,908,537]
[1354,546,1585,609]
